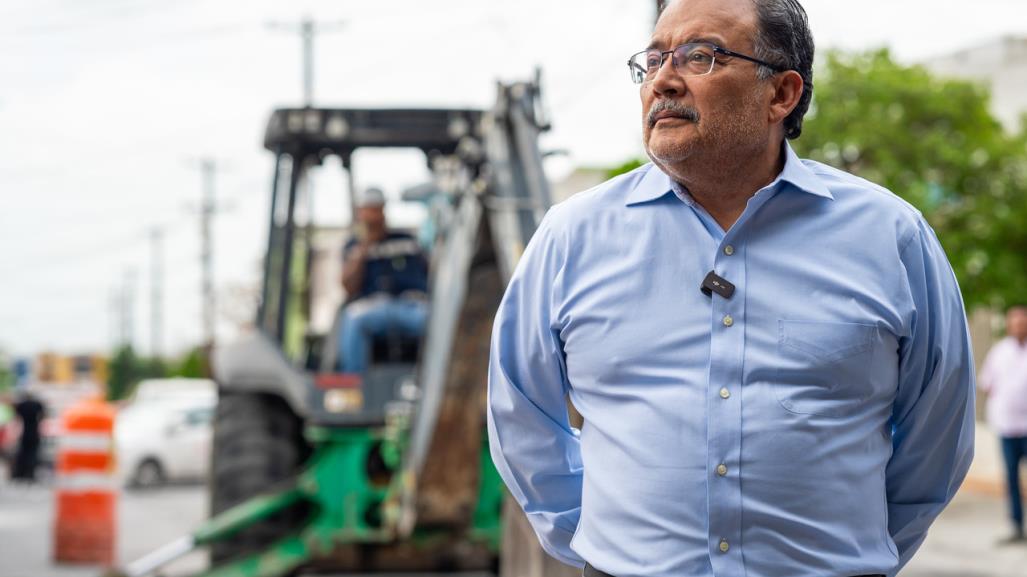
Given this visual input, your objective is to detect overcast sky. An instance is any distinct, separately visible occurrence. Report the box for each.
[2,0,1026,359]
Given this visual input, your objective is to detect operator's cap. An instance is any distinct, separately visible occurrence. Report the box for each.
[356,186,387,208]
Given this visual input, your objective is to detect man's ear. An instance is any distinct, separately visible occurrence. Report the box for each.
[768,70,804,126]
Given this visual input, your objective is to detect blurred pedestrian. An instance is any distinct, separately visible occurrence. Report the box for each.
[980,304,1027,545]
[10,388,45,483]
[487,0,975,575]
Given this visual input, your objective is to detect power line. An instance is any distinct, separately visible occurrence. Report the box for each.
[266,16,346,107]
[2,0,208,38]
[0,173,264,288]
[0,213,192,279]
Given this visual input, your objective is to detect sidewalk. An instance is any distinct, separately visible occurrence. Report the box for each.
[899,422,1027,577]
[903,490,1027,576]
[963,421,1023,498]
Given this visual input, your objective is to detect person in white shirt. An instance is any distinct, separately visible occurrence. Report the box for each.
[980,305,1027,544]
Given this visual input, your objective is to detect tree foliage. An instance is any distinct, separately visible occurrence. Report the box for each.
[605,158,646,180]
[793,49,1027,309]
[171,347,208,379]
[0,359,12,393]
[106,345,177,401]
[107,345,140,401]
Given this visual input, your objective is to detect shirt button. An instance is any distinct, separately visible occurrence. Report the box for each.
[719,387,730,399]
[717,464,728,476]
[719,539,730,553]
[723,315,734,327]
[723,245,735,256]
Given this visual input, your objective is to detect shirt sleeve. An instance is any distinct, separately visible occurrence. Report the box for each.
[487,210,585,568]
[886,220,976,574]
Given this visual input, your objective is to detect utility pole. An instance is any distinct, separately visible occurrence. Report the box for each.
[199,159,217,348]
[186,157,228,350]
[108,287,120,350]
[121,268,136,349]
[150,227,164,359]
[267,16,346,106]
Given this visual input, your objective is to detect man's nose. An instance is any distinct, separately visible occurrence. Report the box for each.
[649,53,685,97]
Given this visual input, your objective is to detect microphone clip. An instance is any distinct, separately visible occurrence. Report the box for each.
[700,271,735,299]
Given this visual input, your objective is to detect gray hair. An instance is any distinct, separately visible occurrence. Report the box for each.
[749,0,815,140]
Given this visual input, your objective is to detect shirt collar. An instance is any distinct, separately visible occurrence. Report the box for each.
[777,142,834,200]
[624,162,675,206]
[625,142,834,207]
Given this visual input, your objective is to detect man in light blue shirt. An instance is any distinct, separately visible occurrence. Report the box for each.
[486,1,975,576]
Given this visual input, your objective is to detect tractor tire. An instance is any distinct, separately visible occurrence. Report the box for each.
[209,392,311,565]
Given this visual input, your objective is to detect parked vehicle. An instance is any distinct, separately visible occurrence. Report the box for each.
[115,379,216,488]
[130,378,216,405]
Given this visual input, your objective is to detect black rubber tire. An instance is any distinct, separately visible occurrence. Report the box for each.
[209,392,311,565]
[132,458,165,489]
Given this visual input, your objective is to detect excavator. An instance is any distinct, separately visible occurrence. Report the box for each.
[113,75,578,577]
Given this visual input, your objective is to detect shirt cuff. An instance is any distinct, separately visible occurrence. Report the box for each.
[527,511,586,568]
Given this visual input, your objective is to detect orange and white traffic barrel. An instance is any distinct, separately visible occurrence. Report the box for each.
[53,396,117,566]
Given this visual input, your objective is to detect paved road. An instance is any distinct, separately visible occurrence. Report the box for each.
[1,471,1024,577]
[0,477,208,577]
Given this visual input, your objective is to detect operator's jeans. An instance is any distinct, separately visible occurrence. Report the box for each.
[338,295,428,374]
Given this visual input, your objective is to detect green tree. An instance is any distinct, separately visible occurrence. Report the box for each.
[0,359,13,393]
[0,348,12,392]
[605,158,646,180]
[793,49,1027,309]
[106,346,172,401]
[107,345,139,401]
[172,347,208,378]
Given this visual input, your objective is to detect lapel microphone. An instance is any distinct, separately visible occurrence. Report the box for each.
[701,271,735,299]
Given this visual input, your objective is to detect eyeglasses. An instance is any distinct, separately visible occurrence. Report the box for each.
[627,41,788,84]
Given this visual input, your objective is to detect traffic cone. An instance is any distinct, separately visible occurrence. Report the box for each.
[53,396,117,566]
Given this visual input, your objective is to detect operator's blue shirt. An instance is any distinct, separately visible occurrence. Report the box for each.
[487,143,975,577]
[344,231,428,300]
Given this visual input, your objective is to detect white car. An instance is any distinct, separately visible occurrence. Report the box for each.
[115,379,216,488]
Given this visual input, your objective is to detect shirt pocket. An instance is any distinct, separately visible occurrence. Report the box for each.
[773,319,878,416]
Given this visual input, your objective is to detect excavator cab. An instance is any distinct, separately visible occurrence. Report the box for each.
[230,107,487,428]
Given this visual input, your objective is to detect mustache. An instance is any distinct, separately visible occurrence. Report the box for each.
[647,100,700,128]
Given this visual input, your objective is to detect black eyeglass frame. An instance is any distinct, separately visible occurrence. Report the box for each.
[627,41,790,84]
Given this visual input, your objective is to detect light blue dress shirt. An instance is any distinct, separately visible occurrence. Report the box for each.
[487,143,975,577]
